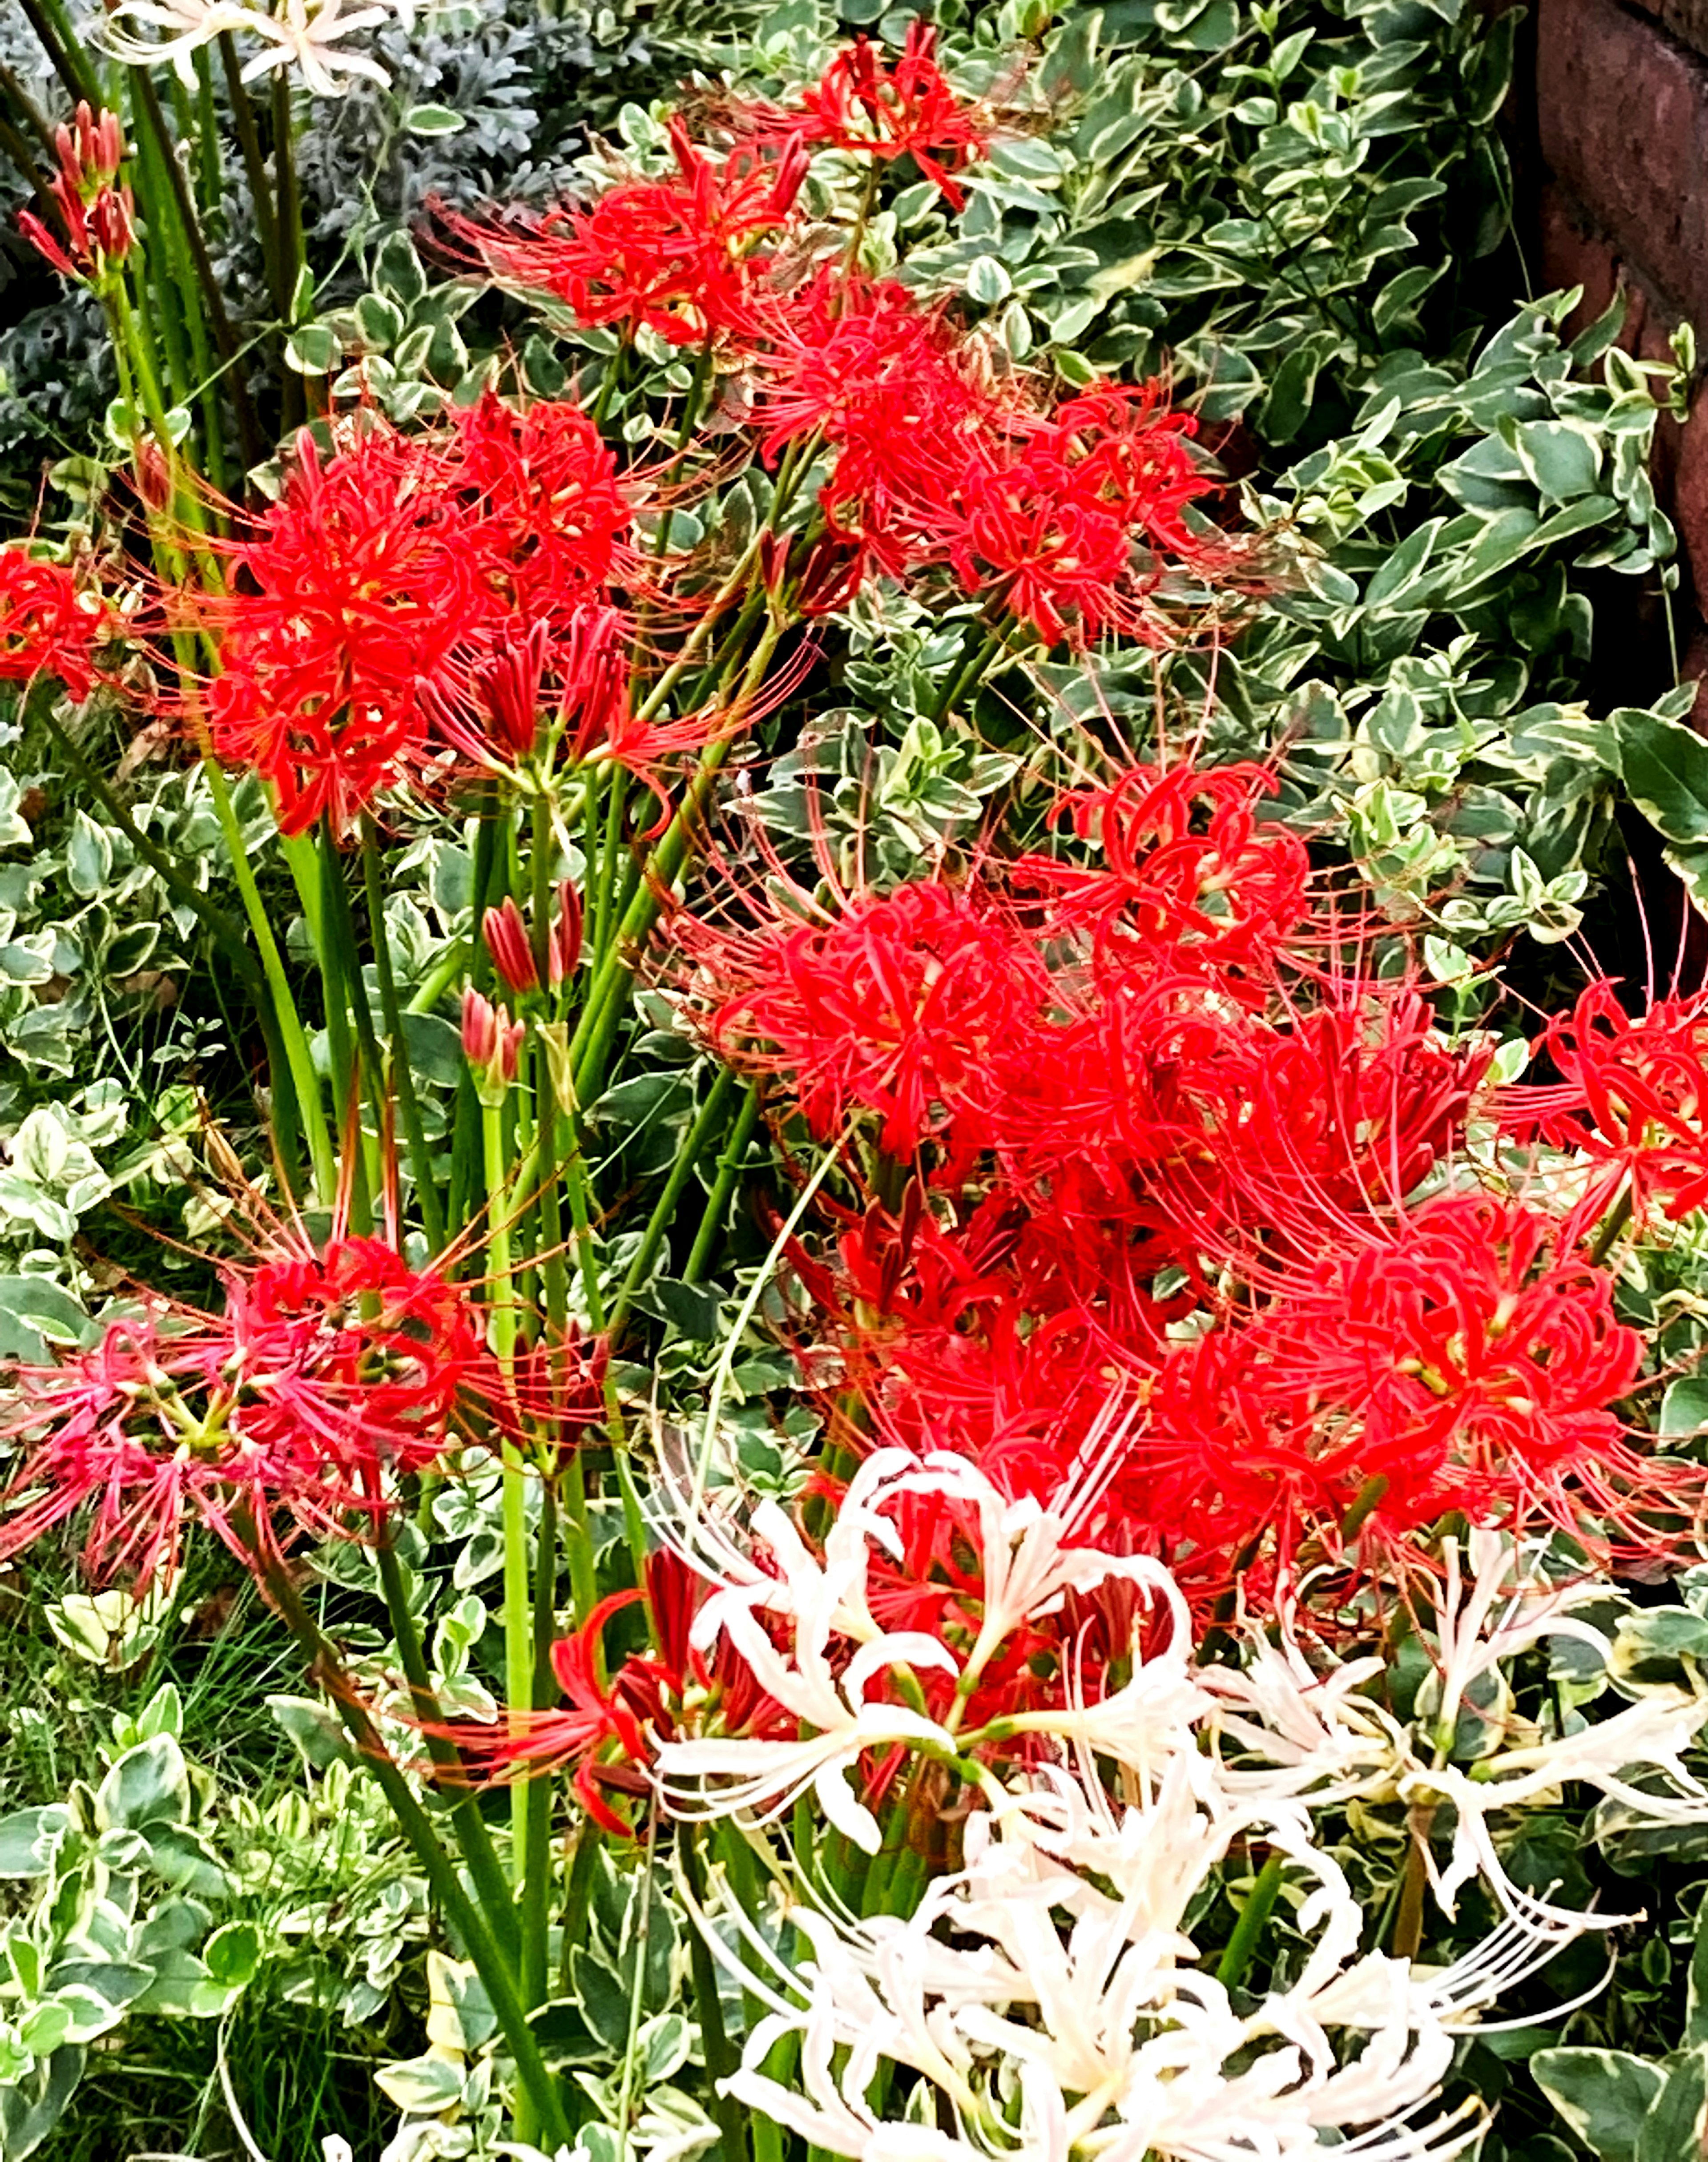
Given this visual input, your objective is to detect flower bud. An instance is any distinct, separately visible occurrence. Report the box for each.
[483,896,540,996]
[483,624,548,760]
[548,879,583,987]
[462,986,524,1106]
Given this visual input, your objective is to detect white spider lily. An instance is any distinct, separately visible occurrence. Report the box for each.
[102,0,399,93]
[656,1699,957,1855]
[705,1771,1487,2162]
[1204,1534,1708,1932]
[242,0,395,93]
[101,0,273,83]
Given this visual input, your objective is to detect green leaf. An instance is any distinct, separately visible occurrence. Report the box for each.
[285,322,340,376]
[1688,1891,1708,2046]
[202,1922,260,1989]
[964,255,1013,306]
[65,812,113,899]
[1532,2047,1665,2162]
[0,1807,64,1879]
[354,291,404,349]
[403,102,466,137]
[1511,419,1603,503]
[94,1735,189,1834]
[571,1947,632,2054]
[375,231,429,308]
[1637,2047,1708,2162]
[1616,710,1708,844]
[398,1011,464,1087]
[265,1694,354,1771]
[0,1277,89,1351]
[1661,1377,1708,1439]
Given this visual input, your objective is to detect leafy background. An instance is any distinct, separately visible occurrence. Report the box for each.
[9,0,1708,2157]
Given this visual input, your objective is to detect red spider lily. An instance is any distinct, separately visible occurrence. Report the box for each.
[1146,1192,1680,1572]
[193,397,632,835]
[483,896,540,995]
[199,425,476,835]
[991,981,1490,1278]
[0,1235,487,1590]
[753,273,1015,577]
[1499,979,1708,1230]
[682,879,1053,1163]
[442,1591,652,1832]
[731,22,990,209]
[548,878,584,986]
[437,121,809,347]
[1012,758,1312,986]
[17,102,135,284]
[0,548,109,699]
[462,987,525,1101]
[939,387,1221,647]
[486,1327,611,1453]
[444,391,632,626]
[438,1554,786,1830]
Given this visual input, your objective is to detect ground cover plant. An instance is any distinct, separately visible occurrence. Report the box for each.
[13,1,1708,2158]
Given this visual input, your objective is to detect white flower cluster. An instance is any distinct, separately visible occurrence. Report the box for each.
[99,0,423,96]
[654,1449,1708,2162]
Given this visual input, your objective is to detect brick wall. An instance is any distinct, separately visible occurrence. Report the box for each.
[1535,0,1708,660]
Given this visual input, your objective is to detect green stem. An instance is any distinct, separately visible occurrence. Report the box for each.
[1590,1182,1634,1268]
[521,1482,559,2015]
[271,70,307,431]
[218,35,281,315]
[607,1068,735,1341]
[684,1084,761,1282]
[318,818,387,1207]
[681,1829,749,2162]
[205,765,335,1199]
[128,62,266,475]
[486,1102,535,1889]
[255,1547,569,2145]
[373,1533,521,1970]
[362,815,447,1250]
[1216,1851,1284,1991]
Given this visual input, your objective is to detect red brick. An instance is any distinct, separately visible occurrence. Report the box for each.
[1623,0,1708,56]
[1539,182,1648,350]
[1537,0,1708,324]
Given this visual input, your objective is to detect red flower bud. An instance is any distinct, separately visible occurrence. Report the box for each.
[548,880,583,987]
[461,984,500,1068]
[462,986,524,1104]
[483,896,540,995]
[483,623,548,760]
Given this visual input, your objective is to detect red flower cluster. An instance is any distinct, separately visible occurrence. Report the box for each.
[443,120,808,347]
[439,39,1234,653]
[745,278,1221,637]
[0,1235,487,1588]
[194,397,634,833]
[1500,978,1708,1229]
[0,547,109,699]
[677,758,1701,1609]
[730,20,991,208]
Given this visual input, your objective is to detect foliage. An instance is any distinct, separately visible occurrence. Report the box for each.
[9,1,1708,2160]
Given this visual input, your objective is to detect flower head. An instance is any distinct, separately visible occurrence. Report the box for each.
[0,1235,485,1589]
[441,122,807,347]
[1502,978,1708,1229]
[683,879,1052,1163]
[733,22,990,208]
[0,548,110,699]
[940,386,1221,648]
